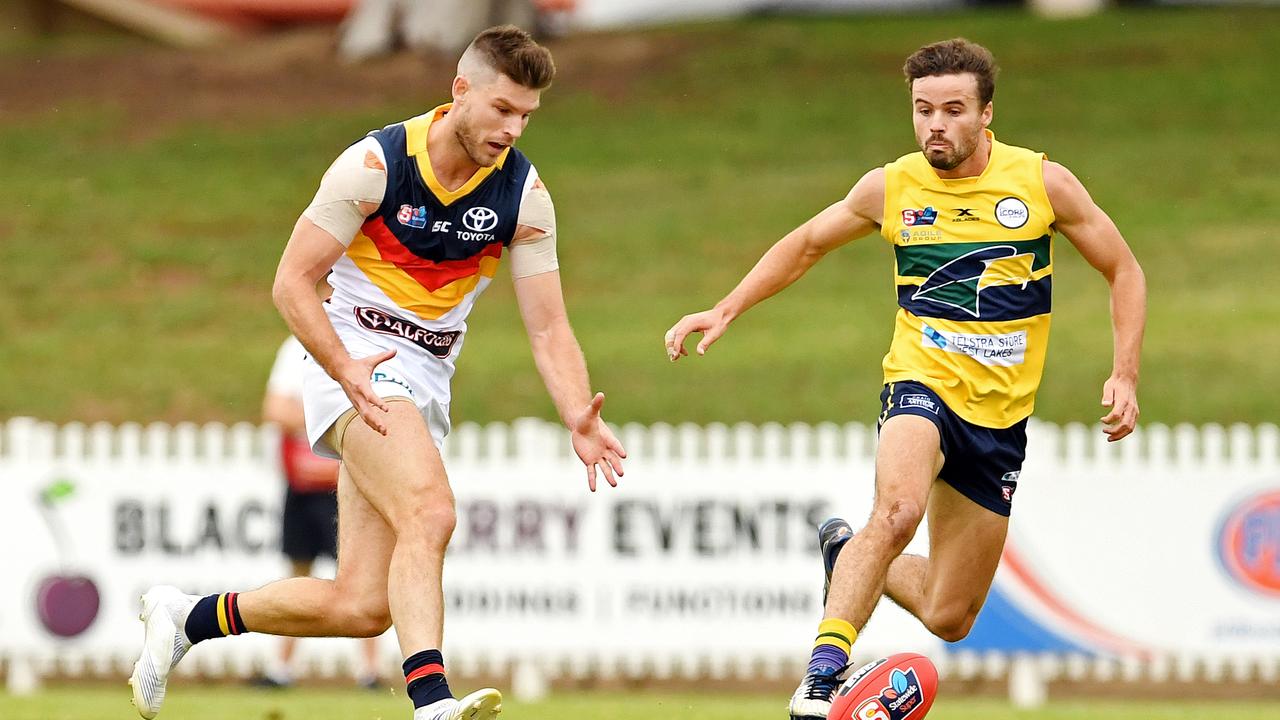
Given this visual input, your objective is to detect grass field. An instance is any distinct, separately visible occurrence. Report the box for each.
[2,7,1278,425]
[2,687,1276,720]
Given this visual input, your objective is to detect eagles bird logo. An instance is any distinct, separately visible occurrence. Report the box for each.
[911,245,1036,318]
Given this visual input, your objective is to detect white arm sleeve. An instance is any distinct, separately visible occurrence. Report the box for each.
[510,166,560,279]
[301,137,387,247]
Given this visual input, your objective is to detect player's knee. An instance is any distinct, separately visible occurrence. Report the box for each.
[342,595,392,637]
[873,498,924,549]
[349,612,392,638]
[926,606,978,643]
[395,499,457,550]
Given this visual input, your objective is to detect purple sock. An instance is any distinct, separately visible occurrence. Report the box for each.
[808,643,848,674]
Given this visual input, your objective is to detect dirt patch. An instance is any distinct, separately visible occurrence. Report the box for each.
[0,25,699,139]
[66,395,134,422]
[0,29,447,138]
[148,265,203,294]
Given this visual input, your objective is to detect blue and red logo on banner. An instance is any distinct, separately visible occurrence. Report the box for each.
[1217,489,1280,598]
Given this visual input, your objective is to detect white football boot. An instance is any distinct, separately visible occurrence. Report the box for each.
[413,688,503,720]
[129,585,198,719]
[787,665,845,720]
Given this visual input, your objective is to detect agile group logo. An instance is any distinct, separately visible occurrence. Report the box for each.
[1216,489,1280,598]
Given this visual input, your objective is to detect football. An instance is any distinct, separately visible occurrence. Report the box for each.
[827,652,938,720]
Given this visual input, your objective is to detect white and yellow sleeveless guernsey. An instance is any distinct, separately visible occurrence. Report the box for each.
[880,131,1055,429]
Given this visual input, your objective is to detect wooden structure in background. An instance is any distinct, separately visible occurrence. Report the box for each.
[45,0,242,46]
[150,0,352,24]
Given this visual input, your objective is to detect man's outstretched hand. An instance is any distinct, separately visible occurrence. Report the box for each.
[571,392,627,492]
[665,308,730,362]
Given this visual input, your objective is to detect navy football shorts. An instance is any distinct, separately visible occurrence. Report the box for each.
[878,380,1027,517]
[282,487,339,562]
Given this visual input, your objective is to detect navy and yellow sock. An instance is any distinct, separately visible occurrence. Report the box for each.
[183,592,247,644]
[404,649,452,709]
[808,617,856,674]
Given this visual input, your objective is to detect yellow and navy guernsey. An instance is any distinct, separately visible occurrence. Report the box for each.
[327,105,533,362]
[880,131,1055,429]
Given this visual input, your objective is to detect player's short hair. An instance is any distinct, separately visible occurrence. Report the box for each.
[903,38,998,107]
[466,25,556,90]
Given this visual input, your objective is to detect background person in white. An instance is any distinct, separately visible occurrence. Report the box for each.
[260,335,382,690]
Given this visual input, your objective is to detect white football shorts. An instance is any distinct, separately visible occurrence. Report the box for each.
[302,302,455,459]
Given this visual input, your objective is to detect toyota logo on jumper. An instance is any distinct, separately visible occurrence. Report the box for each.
[463,207,499,232]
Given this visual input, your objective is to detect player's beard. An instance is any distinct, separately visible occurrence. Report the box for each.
[452,116,494,168]
[923,132,977,171]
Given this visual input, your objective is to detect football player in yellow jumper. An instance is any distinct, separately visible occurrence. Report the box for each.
[665,38,1145,720]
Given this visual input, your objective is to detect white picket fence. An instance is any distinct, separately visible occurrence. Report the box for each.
[3,417,1279,703]
[4,416,1278,467]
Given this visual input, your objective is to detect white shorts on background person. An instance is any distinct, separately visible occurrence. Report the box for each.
[302,300,454,459]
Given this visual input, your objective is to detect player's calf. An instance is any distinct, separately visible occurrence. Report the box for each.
[790,519,857,719]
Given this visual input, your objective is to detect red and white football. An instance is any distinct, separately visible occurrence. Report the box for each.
[827,652,938,720]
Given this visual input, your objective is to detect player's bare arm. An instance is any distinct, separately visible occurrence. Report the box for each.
[1043,159,1147,442]
[272,207,395,436]
[664,167,885,360]
[512,247,627,492]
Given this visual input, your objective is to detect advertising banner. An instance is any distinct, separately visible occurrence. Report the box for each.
[2,419,1277,680]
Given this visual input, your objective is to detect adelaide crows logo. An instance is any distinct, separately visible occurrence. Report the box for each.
[911,245,1035,318]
